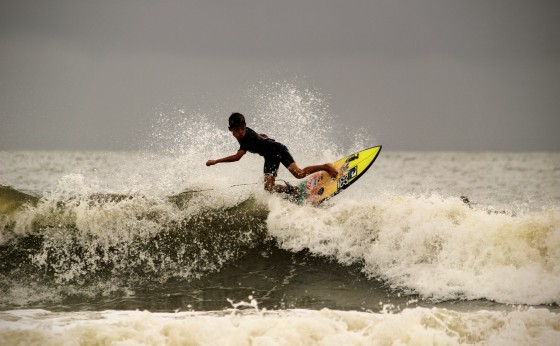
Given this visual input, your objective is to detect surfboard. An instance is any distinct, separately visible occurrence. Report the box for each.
[292,146,382,205]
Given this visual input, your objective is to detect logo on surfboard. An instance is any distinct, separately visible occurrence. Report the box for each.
[337,165,358,189]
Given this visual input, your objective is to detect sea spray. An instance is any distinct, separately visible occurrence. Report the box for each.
[247,82,338,157]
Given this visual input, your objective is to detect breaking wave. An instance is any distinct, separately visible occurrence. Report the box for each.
[1,182,559,307]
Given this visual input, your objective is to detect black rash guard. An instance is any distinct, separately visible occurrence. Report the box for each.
[237,127,295,176]
[237,127,277,156]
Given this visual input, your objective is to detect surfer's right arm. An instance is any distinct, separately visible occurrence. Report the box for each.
[206,150,246,166]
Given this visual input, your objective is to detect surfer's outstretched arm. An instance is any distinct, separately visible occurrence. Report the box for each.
[206,150,245,166]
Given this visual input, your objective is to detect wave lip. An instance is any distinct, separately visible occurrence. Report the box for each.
[0,185,39,216]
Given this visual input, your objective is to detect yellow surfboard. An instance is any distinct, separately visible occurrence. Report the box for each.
[295,146,382,205]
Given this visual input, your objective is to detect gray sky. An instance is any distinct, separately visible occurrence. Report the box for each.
[1,0,559,151]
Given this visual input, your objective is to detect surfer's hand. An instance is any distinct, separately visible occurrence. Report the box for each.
[206,160,216,166]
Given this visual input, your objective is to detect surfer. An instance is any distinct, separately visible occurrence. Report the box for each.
[206,112,338,194]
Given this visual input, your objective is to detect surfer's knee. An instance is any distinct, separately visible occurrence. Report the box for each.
[288,163,306,179]
[292,170,306,179]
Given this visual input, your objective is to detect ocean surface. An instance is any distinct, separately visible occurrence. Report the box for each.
[1,89,560,344]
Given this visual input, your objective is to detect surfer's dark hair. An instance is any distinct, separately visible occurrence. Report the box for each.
[228,112,246,129]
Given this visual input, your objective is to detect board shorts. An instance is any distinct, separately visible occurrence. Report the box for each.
[263,143,295,177]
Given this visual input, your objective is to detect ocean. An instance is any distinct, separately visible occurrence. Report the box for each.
[1,89,559,344]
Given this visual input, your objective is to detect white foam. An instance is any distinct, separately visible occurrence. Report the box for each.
[0,307,558,345]
[267,194,560,305]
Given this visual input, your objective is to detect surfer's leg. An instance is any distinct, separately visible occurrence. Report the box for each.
[288,163,338,179]
[275,144,338,180]
[264,174,276,192]
[263,157,290,193]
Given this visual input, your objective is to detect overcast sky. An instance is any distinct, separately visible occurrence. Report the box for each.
[1,0,559,151]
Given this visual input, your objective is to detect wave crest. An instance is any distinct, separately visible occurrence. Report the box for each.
[1,185,269,301]
[267,194,560,305]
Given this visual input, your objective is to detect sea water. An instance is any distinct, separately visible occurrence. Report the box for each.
[1,85,559,345]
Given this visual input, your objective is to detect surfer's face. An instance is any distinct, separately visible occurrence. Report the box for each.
[229,125,246,140]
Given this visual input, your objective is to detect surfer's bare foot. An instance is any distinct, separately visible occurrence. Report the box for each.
[283,181,299,197]
[326,164,338,179]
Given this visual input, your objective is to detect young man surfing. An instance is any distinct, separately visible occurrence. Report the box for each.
[206,113,338,194]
